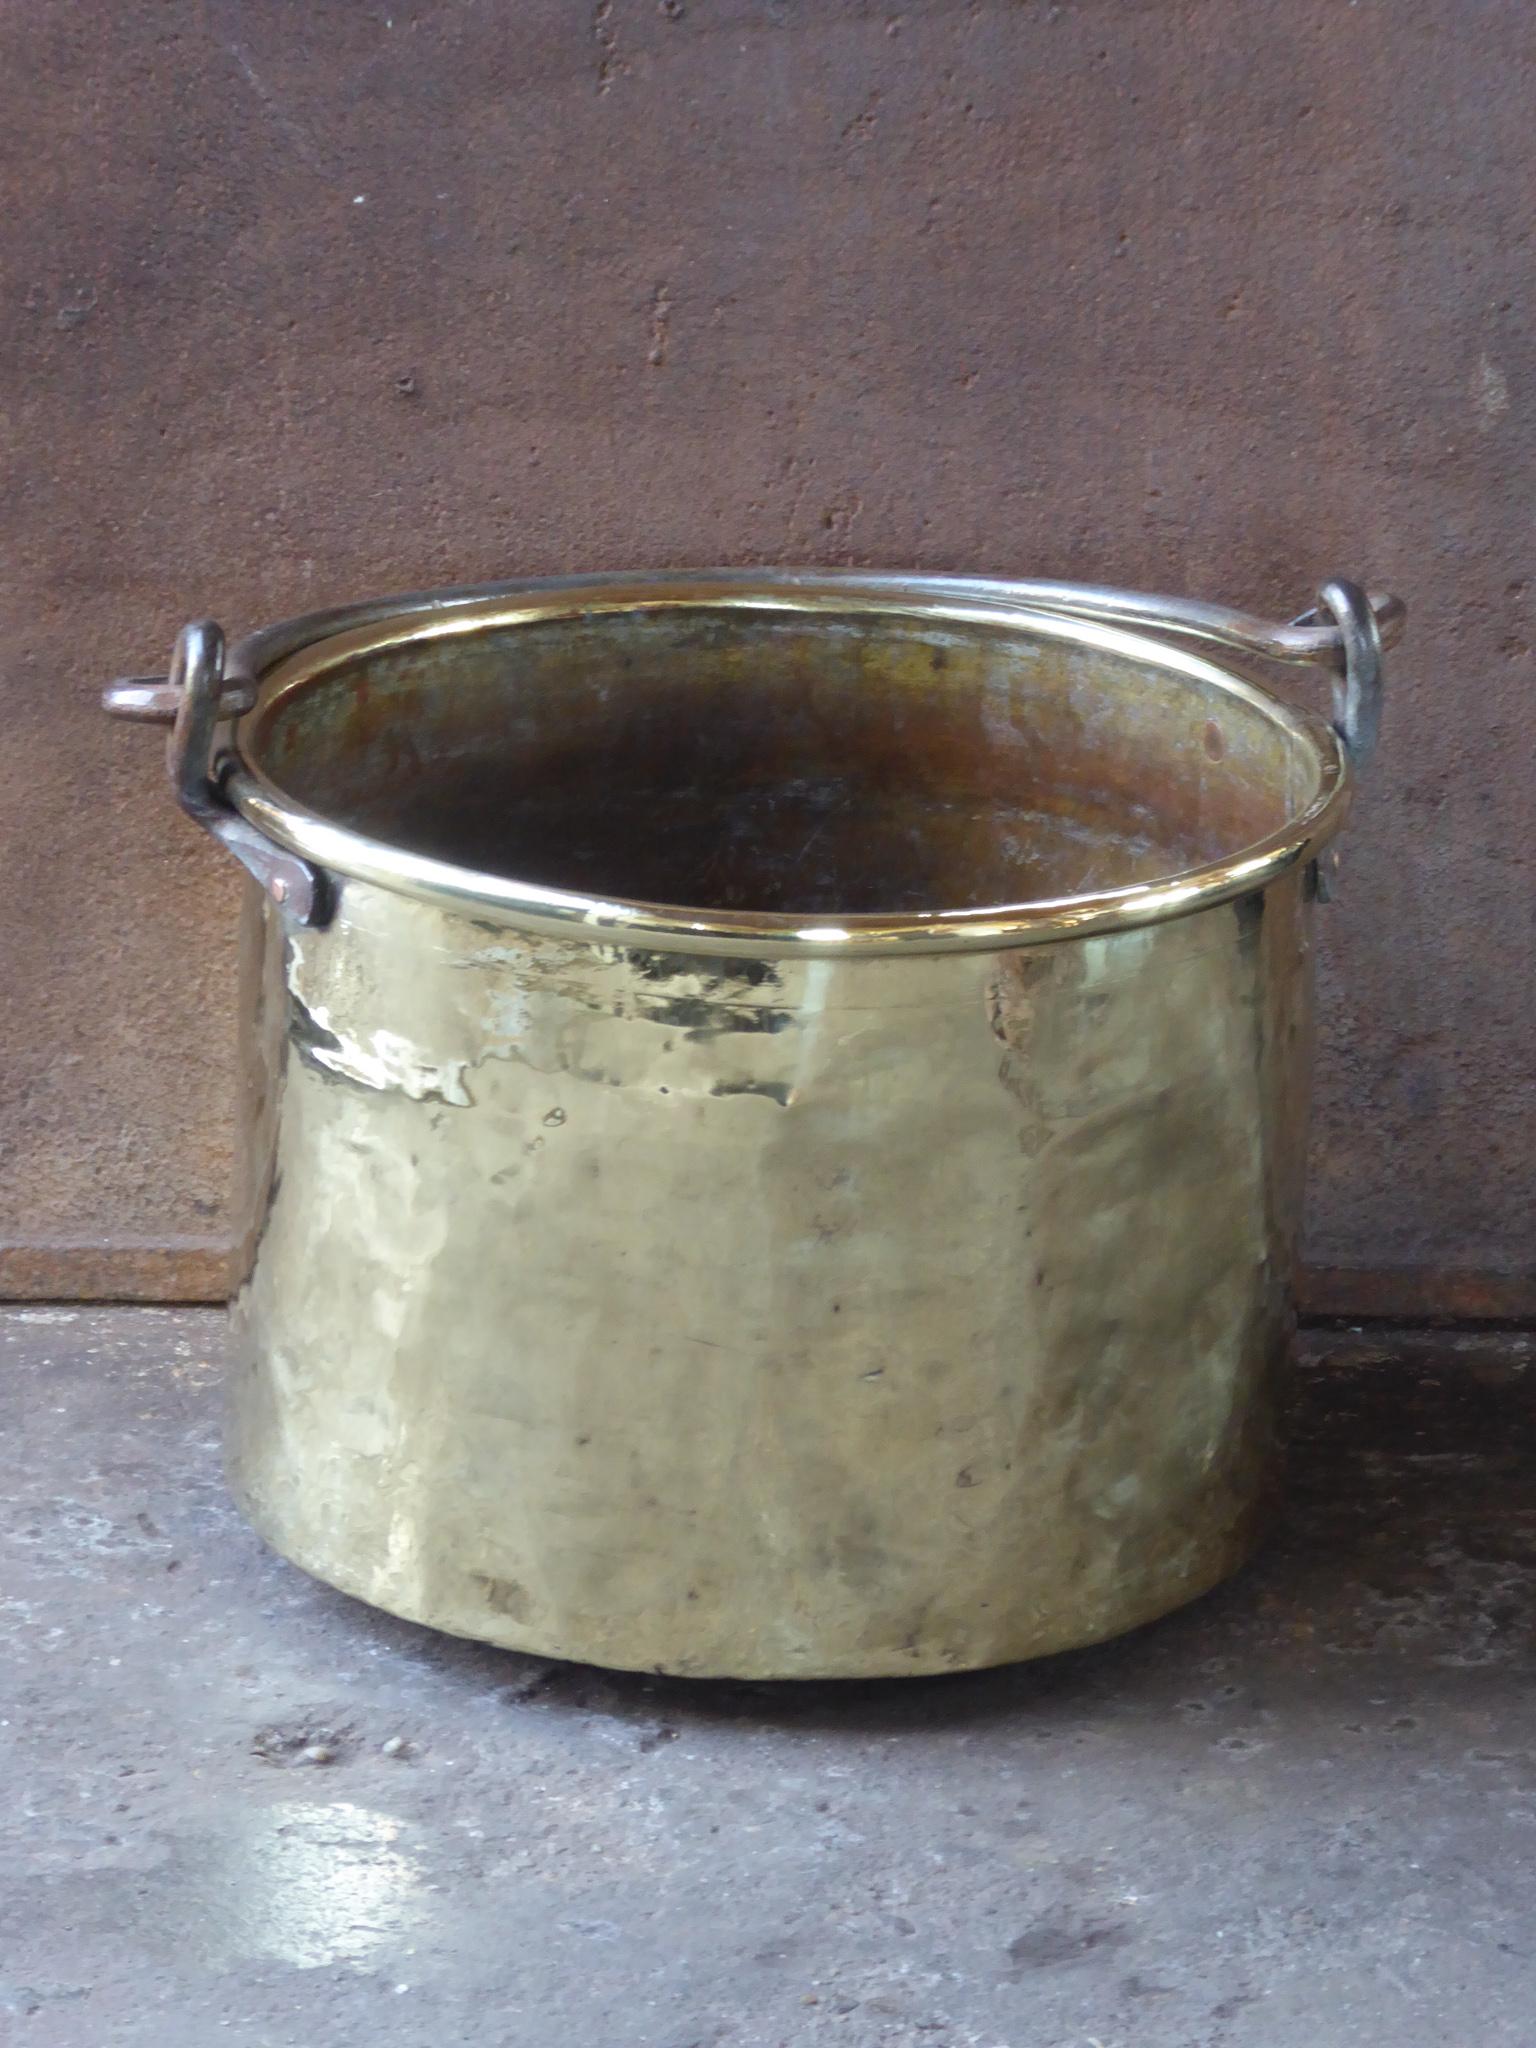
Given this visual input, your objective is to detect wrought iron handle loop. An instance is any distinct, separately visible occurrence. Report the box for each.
[1306,578,1384,771]
[108,621,328,925]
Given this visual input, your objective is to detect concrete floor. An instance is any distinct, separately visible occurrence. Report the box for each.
[3,1313,1535,2047]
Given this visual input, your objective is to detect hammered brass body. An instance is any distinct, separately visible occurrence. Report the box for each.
[229,869,1311,1678]
[220,579,1340,1677]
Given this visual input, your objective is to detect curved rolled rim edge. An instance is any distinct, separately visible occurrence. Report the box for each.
[224,569,1352,958]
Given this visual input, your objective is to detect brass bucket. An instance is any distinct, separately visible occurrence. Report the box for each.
[105,571,1401,1678]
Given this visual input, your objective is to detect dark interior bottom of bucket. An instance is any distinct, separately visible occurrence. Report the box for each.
[362,766,1188,915]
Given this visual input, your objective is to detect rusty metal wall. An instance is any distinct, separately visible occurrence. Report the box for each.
[2,0,1532,1308]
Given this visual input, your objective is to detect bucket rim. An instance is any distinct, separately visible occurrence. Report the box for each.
[223,568,1350,958]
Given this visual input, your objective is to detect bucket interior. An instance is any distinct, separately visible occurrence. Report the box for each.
[248,606,1329,917]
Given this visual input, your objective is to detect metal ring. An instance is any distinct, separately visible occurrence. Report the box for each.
[163,620,329,925]
[1312,578,1384,771]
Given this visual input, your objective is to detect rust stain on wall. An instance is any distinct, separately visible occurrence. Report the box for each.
[1,0,1533,1305]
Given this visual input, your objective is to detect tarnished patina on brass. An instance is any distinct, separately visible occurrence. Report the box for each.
[109,570,1393,1677]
